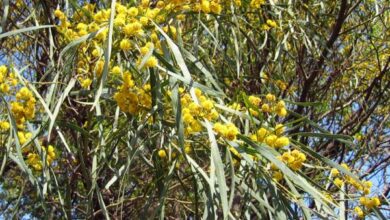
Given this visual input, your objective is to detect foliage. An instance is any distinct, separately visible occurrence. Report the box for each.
[0,0,389,219]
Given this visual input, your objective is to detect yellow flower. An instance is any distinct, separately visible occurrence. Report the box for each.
[120,38,132,51]
[265,93,276,102]
[201,0,211,13]
[330,168,339,176]
[213,122,239,141]
[249,108,259,117]
[54,9,65,20]
[274,124,285,136]
[266,19,278,28]
[274,137,289,148]
[16,87,33,100]
[0,65,7,75]
[261,103,270,112]
[47,145,56,158]
[340,163,350,171]
[213,122,225,134]
[281,152,294,163]
[210,1,222,14]
[265,134,277,147]
[0,83,10,93]
[333,178,344,188]
[256,127,268,142]
[141,0,150,8]
[184,144,192,154]
[95,60,105,77]
[201,99,214,110]
[111,66,121,75]
[273,171,283,181]
[158,149,166,158]
[248,95,261,106]
[145,56,158,68]
[128,7,138,17]
[363,187,370,195]
[0,121,10,131]
[354,206,364,218]
[140,17,149,26]
[276,100,285,109]
[250,0,265,9]
[27,153,42,171]
[373,197,380,207]
[80,78,92,88]
[183,113,194,123]
[360,197,367,206]
[276,108,287,117]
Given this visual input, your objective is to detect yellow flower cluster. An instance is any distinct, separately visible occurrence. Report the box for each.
[353,196,381,218]
[330,164,374,194]
[114,72,152,115]
[250,124,290,149]
[17,131,32,145]
[54,3,164,90]
[0,121,10,132]
[53,0,227,87]
[158,149,167,158]
[262,19,278,31]
[213,122,240,141]
[0,66,36,145]
[359,196,381,209]
[11,87,36,131]
[354,206,364,218]
[247,95,262,116]
[181,88,219,135]
[278,150,306,171]
[136,42,159,68]
[261,93,287,117]
[276,80,287,91]
[269,149,306,181]
[329,164,382,217]
[195,0,223,14]
[250,0,265,9]
[231,94,287,119]
[27,145,56,171]
[0,65,18,94]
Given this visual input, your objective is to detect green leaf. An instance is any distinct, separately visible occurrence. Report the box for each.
[0,25,54,39]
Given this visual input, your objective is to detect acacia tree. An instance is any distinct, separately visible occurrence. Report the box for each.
[0,0,389,219]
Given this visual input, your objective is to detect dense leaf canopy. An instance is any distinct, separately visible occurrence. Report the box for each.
[0,0,389,219]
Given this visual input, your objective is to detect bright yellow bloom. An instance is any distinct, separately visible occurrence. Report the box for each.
[256,127,268,142]
[330,168,339,176]
[261,103,270,112]
[128,7,138,17]
[120,38,132,51]
[276,108,287,117]
[265,93,276,102]
[248,95,261,106]
[158,149,166,158]
[145,56,158,68]
[274,124,285,136]
[201,0,211,13]
[274,137,289,148]
[354,206,364,218]
[0,83,10,93]
[266,19,278,28]
[333,178,344,188]
[80,78,92,89]
[265,134,277,147]
[111,66,121,75]
[0,121,10,131]
[201,99,214,110]
[273,171,283,181]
